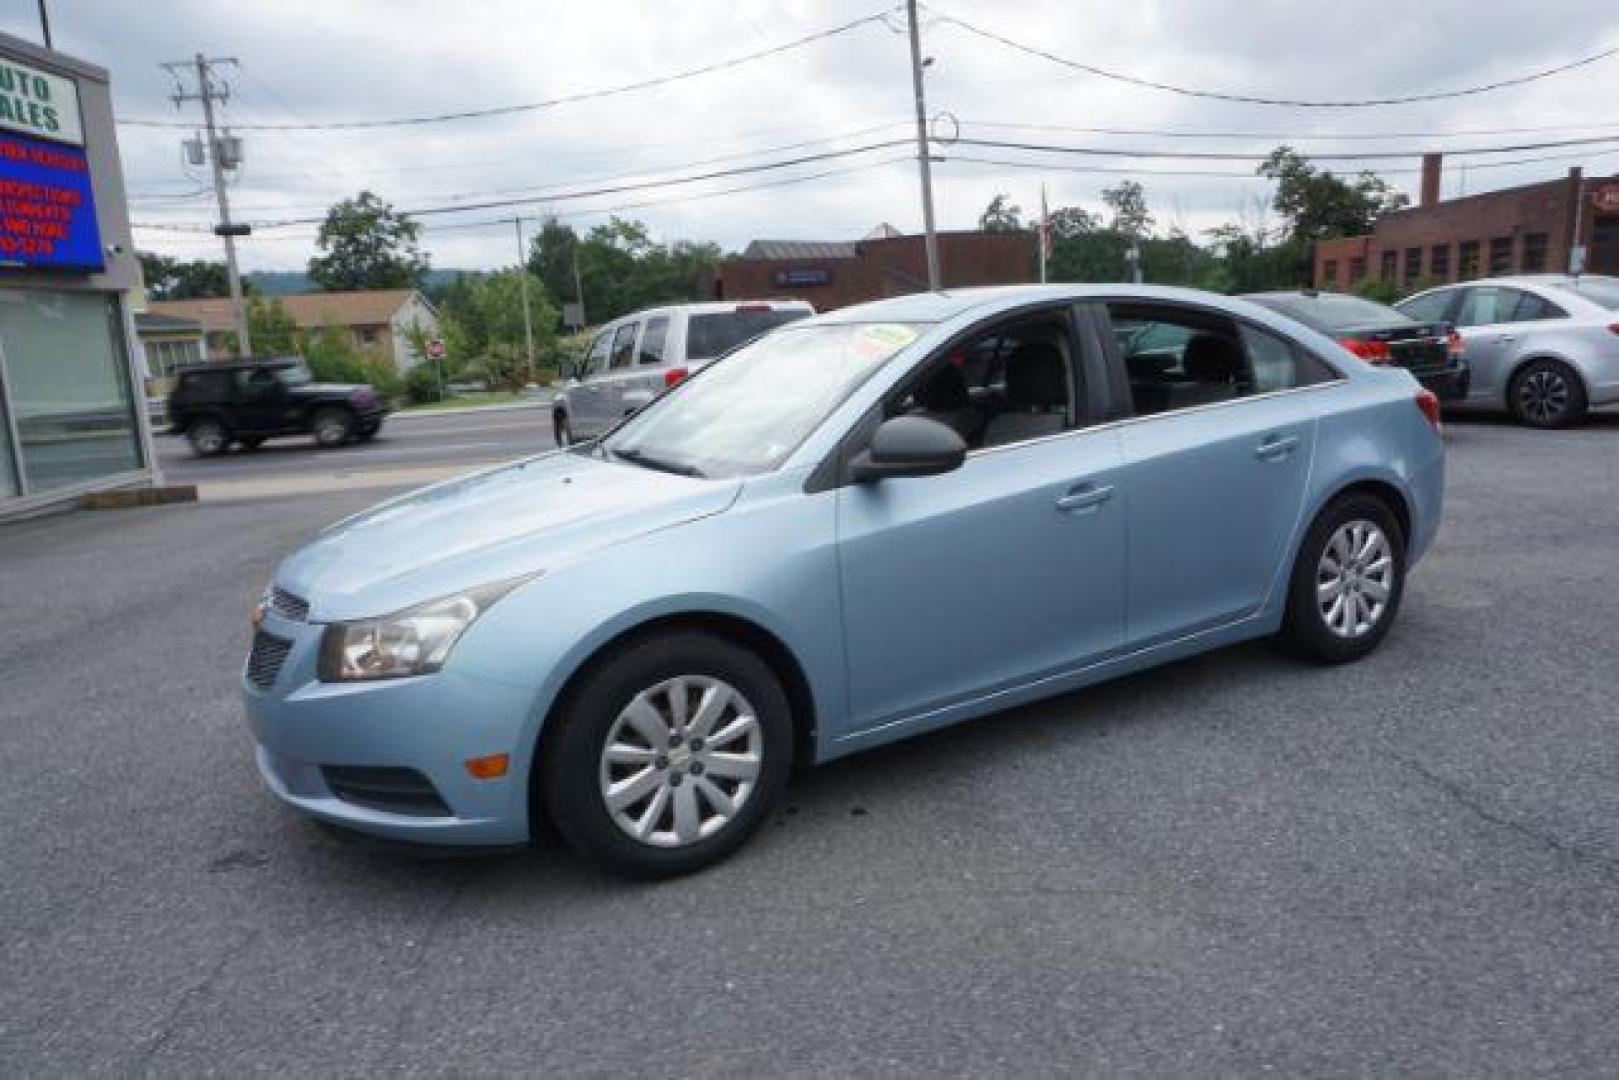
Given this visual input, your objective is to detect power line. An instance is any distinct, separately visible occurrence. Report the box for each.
[929,7,1619,108]
[956,117,1619,143]
[951,133,1619,163]
[116,7,899,131]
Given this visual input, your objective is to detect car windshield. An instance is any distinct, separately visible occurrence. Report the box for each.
[1561,276,1619,310]
[598,322,922,478]
[272,362,314,387]
[685,308,810,360]
[1253,294,1415,331]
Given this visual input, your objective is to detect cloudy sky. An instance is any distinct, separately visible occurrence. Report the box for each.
[5,0,1618,272]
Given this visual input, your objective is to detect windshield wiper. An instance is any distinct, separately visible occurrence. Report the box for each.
[610,446,706,478]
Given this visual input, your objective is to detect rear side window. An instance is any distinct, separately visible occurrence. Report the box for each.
[180,371,229,402]
[686,308,809,360]
[1511,293,1567,321]
[1455,287,1544,327]
[638,317,669,365]
[609,323,639,370]
[1110,303,1332,418]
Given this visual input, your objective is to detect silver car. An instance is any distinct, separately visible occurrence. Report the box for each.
[1396,275,1619,427]
[554,300,813,445]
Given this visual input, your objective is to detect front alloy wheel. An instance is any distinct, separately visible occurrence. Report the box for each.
[1279,492,1406,664]
[543,631,791,878]
[187,418,227,457]
[598,675,763,848]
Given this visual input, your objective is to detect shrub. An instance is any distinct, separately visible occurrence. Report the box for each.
[405,362,445,404]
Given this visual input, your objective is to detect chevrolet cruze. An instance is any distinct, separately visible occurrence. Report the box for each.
[244,285,1445,878]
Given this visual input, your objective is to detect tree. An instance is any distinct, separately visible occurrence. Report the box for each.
[436,268,559,387]
[528,216,582,314]
[978,194,1025,233]
[138,251,231,300]
[307,191,430,292]
[568,218,721,324]
[247,295,298,354]
[1259,147,1407,244]
[1102,181,1154,240]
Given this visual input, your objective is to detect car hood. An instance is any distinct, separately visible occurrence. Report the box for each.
[276,451,742,621]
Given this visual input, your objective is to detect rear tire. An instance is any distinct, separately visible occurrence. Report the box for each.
[541,631,792,879]
[355,421,380,443]
[553,411,572,447]
[312,407,354,448]
[1509,358,1586,428]
[186,417,229,457]
[1278,492,1406,664]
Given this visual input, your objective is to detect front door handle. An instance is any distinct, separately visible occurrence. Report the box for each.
[1055,483,1114,514]
[1255,434,1300,462]
[1496,334,1516,343]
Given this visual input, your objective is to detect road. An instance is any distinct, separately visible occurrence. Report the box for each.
[3,414,1619,1075]
[154,403,557,498]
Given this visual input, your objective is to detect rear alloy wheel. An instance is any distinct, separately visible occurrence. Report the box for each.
[1510,358,1586,428]
[1279,493,1406,664]
[312,407,354,448]
[186,417,228,457]
[543,631,791,878]
[553,411,572,447]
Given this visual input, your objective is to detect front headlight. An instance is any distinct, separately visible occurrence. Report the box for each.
[317,577,531,682]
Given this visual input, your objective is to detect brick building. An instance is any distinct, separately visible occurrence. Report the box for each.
[713,227,1036,310]
[1316,157,1619,292]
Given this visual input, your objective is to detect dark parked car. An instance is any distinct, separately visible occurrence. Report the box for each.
[167,358,390,457]
[1243,290,1470,401]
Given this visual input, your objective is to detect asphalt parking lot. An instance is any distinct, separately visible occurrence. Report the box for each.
[3,411,1618,1075]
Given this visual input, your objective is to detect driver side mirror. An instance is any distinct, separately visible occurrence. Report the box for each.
[849,415,967,483]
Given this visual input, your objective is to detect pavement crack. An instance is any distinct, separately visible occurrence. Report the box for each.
[1389,753,1617,879]
[375,864,485,1072]
[124,928,258,1078]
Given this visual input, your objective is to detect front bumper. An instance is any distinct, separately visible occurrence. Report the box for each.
[242,610,536,845]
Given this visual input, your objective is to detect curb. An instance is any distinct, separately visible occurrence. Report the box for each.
[396,398,553,419]
[79,485,199,509]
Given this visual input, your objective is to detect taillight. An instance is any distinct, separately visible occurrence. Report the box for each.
[1608,323,1619,336]
[663,366,689,388]
[1415,388,1442,433]
[1342,337,1393,363]
[1446,331,1463,358]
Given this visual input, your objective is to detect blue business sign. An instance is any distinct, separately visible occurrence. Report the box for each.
[0,130,102,272]
[774,267,831,288]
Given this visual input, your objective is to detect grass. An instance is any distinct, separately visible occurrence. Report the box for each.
[400,391,533,412]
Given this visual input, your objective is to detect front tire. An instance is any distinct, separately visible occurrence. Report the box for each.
[1278,493,1406,664]
[1509,358,1586,428]
[312,407,354,448]
[542,631,792,879]
[186,417,229,457]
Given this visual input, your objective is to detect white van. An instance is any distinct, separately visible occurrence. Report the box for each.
[553,300,814,445]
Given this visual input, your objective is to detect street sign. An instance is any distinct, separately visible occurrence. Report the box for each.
[425,338,446,360]
[562,302,584,330]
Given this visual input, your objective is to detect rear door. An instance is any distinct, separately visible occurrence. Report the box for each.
[1451,286,1567,403]
[1105,301,1332,647]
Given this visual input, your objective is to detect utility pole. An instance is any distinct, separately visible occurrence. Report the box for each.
[513,217,536,383]
[1569,170,1588,279]
[905,0,940,291]
[166,55,251,357]
[36,0,51,47]
[571,244,586,327]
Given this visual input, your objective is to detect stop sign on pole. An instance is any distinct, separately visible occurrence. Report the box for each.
[425,338,446,361]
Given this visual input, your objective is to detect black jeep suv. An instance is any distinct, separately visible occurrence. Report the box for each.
[167,358,390,457]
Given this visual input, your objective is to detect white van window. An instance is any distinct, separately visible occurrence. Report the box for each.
[686,308,809,360]
[638,317,670,365]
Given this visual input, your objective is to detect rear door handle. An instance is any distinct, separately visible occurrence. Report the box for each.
[1255,434,1300,462]
[1055,483,1114,514]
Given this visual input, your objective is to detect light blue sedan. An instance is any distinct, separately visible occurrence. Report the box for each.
[244,285,1445,877]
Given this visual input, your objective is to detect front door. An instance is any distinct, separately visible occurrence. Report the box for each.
[569,329,617,437]
[234,368,288,434]
[1106,303,1324,647]
[837,312,1126,733]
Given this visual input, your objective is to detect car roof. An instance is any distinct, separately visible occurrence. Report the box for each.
[176,356,302,372]
[596,299,814,328]
[803,283,1272,327]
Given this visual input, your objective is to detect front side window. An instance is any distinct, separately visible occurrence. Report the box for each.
[1396,289,1457,324]
[272,362,314,387]
[583,330,611,377]
[599,322,921,478]
[887,317,1077,451]
[638,317,669,365]
[609,323,639,370]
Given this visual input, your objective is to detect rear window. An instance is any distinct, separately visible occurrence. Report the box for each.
[1252,293,1415,332]
[685,308,809,360]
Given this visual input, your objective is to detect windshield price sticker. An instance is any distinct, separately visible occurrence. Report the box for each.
[852,323,919,361]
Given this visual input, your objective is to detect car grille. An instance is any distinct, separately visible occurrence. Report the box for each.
[269,585,309,621]
[247,630,293,689]
[321,766,451,817]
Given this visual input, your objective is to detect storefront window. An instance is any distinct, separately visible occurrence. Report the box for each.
[0,379,17,498]
[0,289,143,493]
